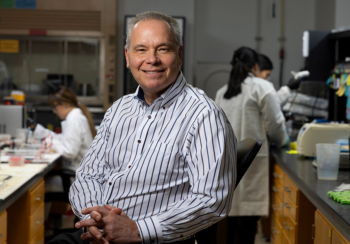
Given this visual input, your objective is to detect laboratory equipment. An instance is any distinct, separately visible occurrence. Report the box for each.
[316,143,341,180]
[297,123,350,157]
[0,105,26,137]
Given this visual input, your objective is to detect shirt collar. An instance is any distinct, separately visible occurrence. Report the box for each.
[134,71,187,108]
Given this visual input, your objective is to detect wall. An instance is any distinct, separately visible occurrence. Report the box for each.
[315,0,335,31]
[195,0,317,89]
[335,0,350,29]
[116,0,195,98]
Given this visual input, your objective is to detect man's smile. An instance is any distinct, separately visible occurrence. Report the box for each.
[142,69,165,74]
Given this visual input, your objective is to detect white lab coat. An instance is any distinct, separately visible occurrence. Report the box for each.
[34,108,93,171]
[277,86,291,106]
[215,75,287,216]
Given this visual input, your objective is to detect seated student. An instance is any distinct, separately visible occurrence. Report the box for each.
[257,54,303,106]
[34,86,96,191]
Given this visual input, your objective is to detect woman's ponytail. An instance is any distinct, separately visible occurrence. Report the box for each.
[224,47,258,99]
[77,103,97,138]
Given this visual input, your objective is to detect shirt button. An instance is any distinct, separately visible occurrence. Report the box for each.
[138,140,141,143]
[162,106,165,109]
[148,116,151,119]
[128,165,131,168]
[109,182,112,185]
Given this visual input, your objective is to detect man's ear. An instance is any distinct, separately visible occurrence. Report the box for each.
[125,48,130,68]
[178,45,183,67]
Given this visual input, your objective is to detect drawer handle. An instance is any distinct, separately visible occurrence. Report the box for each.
[273,173,282,178]
[36,217,43,225]
[36,194,43,201]
[272,204,278,211]
[284,187,291,193]
[0,233,2,238]
[282,222,291,230]
[283,203,291,209]
[272,186,279,192]
[272,229,278,234]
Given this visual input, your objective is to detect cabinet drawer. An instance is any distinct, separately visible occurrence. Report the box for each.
[282,191,298,223]
[273,164,284,186]
[281,214,296,244]
[281,229,292,244]
[29,202,44,240]
[283,175,299,205]
[271,216,282,244]
[0,211,7,244]
[29,224,44,244]
[272,193,283,224]
[272,181,284,202]
[29,179,45,215]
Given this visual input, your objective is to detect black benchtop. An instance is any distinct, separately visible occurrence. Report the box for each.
[271,148,350,241]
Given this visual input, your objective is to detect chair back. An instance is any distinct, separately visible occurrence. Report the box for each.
[195,138,262,244]
[235,138,262,187]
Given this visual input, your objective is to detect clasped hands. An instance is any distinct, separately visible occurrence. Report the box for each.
[75,204,142,244]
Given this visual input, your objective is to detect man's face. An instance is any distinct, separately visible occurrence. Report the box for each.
[125,19,183,96]
[257,69,272,80]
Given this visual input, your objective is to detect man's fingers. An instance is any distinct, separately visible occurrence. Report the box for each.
[87,226,104,240]
[90,210,102,222]
[81,232,109,244]
[104,204,127,216]
[82,206,110,217]
[75,217,100,229]
[81,232,93,240]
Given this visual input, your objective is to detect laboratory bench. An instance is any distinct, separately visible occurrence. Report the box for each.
[270,147,350,244]
[0,153,61,244]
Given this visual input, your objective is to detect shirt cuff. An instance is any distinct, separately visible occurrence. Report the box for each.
[136,216,163,244]
[80,214,91,233]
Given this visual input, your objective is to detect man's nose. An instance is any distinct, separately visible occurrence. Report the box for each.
[145,51,159,64]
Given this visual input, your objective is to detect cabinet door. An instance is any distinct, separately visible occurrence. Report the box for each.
[332,230,348,244]
[314,211,331,244]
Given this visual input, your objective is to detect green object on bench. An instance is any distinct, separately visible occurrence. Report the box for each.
[327,191,350,204]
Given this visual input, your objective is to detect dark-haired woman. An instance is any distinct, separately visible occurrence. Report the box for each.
[34,86,96,174]
[257,53,303,106]
[215,47,287,244]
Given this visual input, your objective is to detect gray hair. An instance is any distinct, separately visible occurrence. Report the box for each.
[125,11,183,50]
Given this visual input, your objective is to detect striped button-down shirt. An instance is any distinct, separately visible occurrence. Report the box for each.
[69,72,237,243]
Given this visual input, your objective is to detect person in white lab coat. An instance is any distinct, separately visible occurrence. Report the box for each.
[257,54,303,106]
[34,86,96,190]
[215,47,287,244]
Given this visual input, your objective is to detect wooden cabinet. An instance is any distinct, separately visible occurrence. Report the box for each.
[332,231,348,244]
[0,211,7,244]
[271,164,316,244]
[7,178,45,244]
[314,210,349,244]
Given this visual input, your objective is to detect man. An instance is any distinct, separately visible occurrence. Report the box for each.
[257,54,307,106]
[49,11,236,244]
